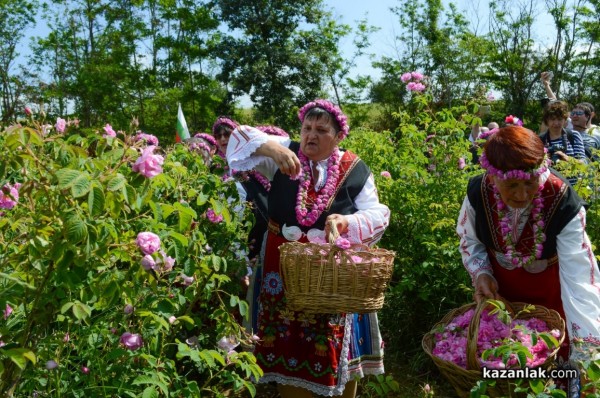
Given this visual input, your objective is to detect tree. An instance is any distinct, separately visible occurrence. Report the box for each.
[215,0,345,130]
[0,0,38,123]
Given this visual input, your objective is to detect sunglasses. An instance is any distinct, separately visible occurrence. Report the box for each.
[571,110,586,116]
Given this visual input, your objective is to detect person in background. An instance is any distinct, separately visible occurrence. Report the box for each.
[570,103,600,160]
[226,99,390,398]
[539,71,573,132]
[185,132,217,166]
[457,126,600,397]
[538,101,586,185]
[241,124,290,334]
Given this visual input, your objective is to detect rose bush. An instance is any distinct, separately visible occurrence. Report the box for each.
[0,116,261,396]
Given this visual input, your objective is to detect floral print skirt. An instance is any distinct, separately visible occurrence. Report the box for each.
[253,232,384,396]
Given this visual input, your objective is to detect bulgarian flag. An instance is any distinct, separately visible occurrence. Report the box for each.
[175,103,190,143]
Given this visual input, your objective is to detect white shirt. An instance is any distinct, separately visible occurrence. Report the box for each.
[226,125,390,246]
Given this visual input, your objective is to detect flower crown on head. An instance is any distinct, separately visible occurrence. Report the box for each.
[504,115,523,126]
[193,132,217,147]
[211,117,239,136]
[479,151,550,180]
[256,125,289,138]
[298,99,349,139]
[478,127,499,140]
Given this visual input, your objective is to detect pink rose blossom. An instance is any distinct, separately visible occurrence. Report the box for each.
[0,183,21,210]
[103,124,116,138]
[55,118,67,133]
[134,132,159,146]
[411,71,424,81]
[181,274,194,286]
[400,72,412,83]
[46,360,58,370]
[81,366,90,374]
[380,171,391,178]
[141,254,156,270]
[3,304,13,319]
[63,333,70,342]
[458,157,466,170]
[24,107,32,116]
[136,232,161,255]
[168,316,177,324]
[132,145,164,178]
[218,336,239,353]
[120,332,143,350]
[206,208,223,223]
[123,304,134,315]
[334,237,352,250]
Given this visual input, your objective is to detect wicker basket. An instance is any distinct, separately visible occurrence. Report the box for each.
[422,299,565,398]
[279,240,395,314]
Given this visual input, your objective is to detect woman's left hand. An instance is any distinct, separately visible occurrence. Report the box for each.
[325,214,349,240]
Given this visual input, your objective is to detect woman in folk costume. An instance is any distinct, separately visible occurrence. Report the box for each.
[456,126,600,397]
[226,99,390,397]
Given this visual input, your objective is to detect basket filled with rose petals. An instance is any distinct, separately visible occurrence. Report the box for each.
[422,299,565,397]
[279,230,395,314]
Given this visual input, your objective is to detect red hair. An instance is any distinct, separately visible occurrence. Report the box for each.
[483,126,545,171]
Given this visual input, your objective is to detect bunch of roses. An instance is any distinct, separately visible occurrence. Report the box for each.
[400,71,426,92]
[206,208,223,223]
[132,145,164,178]
[133,131,159,146]
[433,308,560,369]
[0,182,21,210]
[135,232,175,273]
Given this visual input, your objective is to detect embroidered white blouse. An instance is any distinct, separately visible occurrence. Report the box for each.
[456,171,600,360]
[226,125,390,246]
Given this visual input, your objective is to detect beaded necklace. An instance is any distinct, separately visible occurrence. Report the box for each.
[295,148,341,226]
[493,184,546,268]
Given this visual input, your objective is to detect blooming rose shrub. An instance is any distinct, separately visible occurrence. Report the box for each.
[0,119,261,396]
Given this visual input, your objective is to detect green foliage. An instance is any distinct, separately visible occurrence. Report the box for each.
[0,117,261,396]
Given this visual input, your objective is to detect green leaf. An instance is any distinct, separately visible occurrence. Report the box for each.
[56,169,83,189]
[142,387,159,398]
[65,214,88,243]
[4,348,36,370]
[107,173,126,191]
[71,172,91,198]
[88,184,105,216]
[132,375,169,396]
[528,379,544,395]
[72,301,92,321]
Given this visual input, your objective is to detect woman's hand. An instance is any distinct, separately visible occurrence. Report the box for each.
[473,273,499,303]
[256,141,301,176]
[325,214,349,241]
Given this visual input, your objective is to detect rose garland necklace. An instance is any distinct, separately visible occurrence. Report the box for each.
[249,170,271,192]
[493,185,546,268]
[295,147,341,226]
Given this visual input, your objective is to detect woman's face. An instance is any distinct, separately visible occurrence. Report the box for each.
[214,129,231,154]
[300,116,341,161]
[492,176,540,208]
[546,116,566,135]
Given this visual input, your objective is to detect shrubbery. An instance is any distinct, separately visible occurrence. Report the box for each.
[0,118,261,397]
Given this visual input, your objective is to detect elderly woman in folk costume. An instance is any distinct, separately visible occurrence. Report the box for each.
[185,132,217,166]
[457,126,600,397]
[226,99,390,398]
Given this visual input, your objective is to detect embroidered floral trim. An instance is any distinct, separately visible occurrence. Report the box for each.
[294,148,341,227]
[494,184,546,268]
[480,151,550,180]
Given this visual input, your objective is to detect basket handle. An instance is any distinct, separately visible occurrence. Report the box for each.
[466,297,514,370]
[327,219,340,244]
